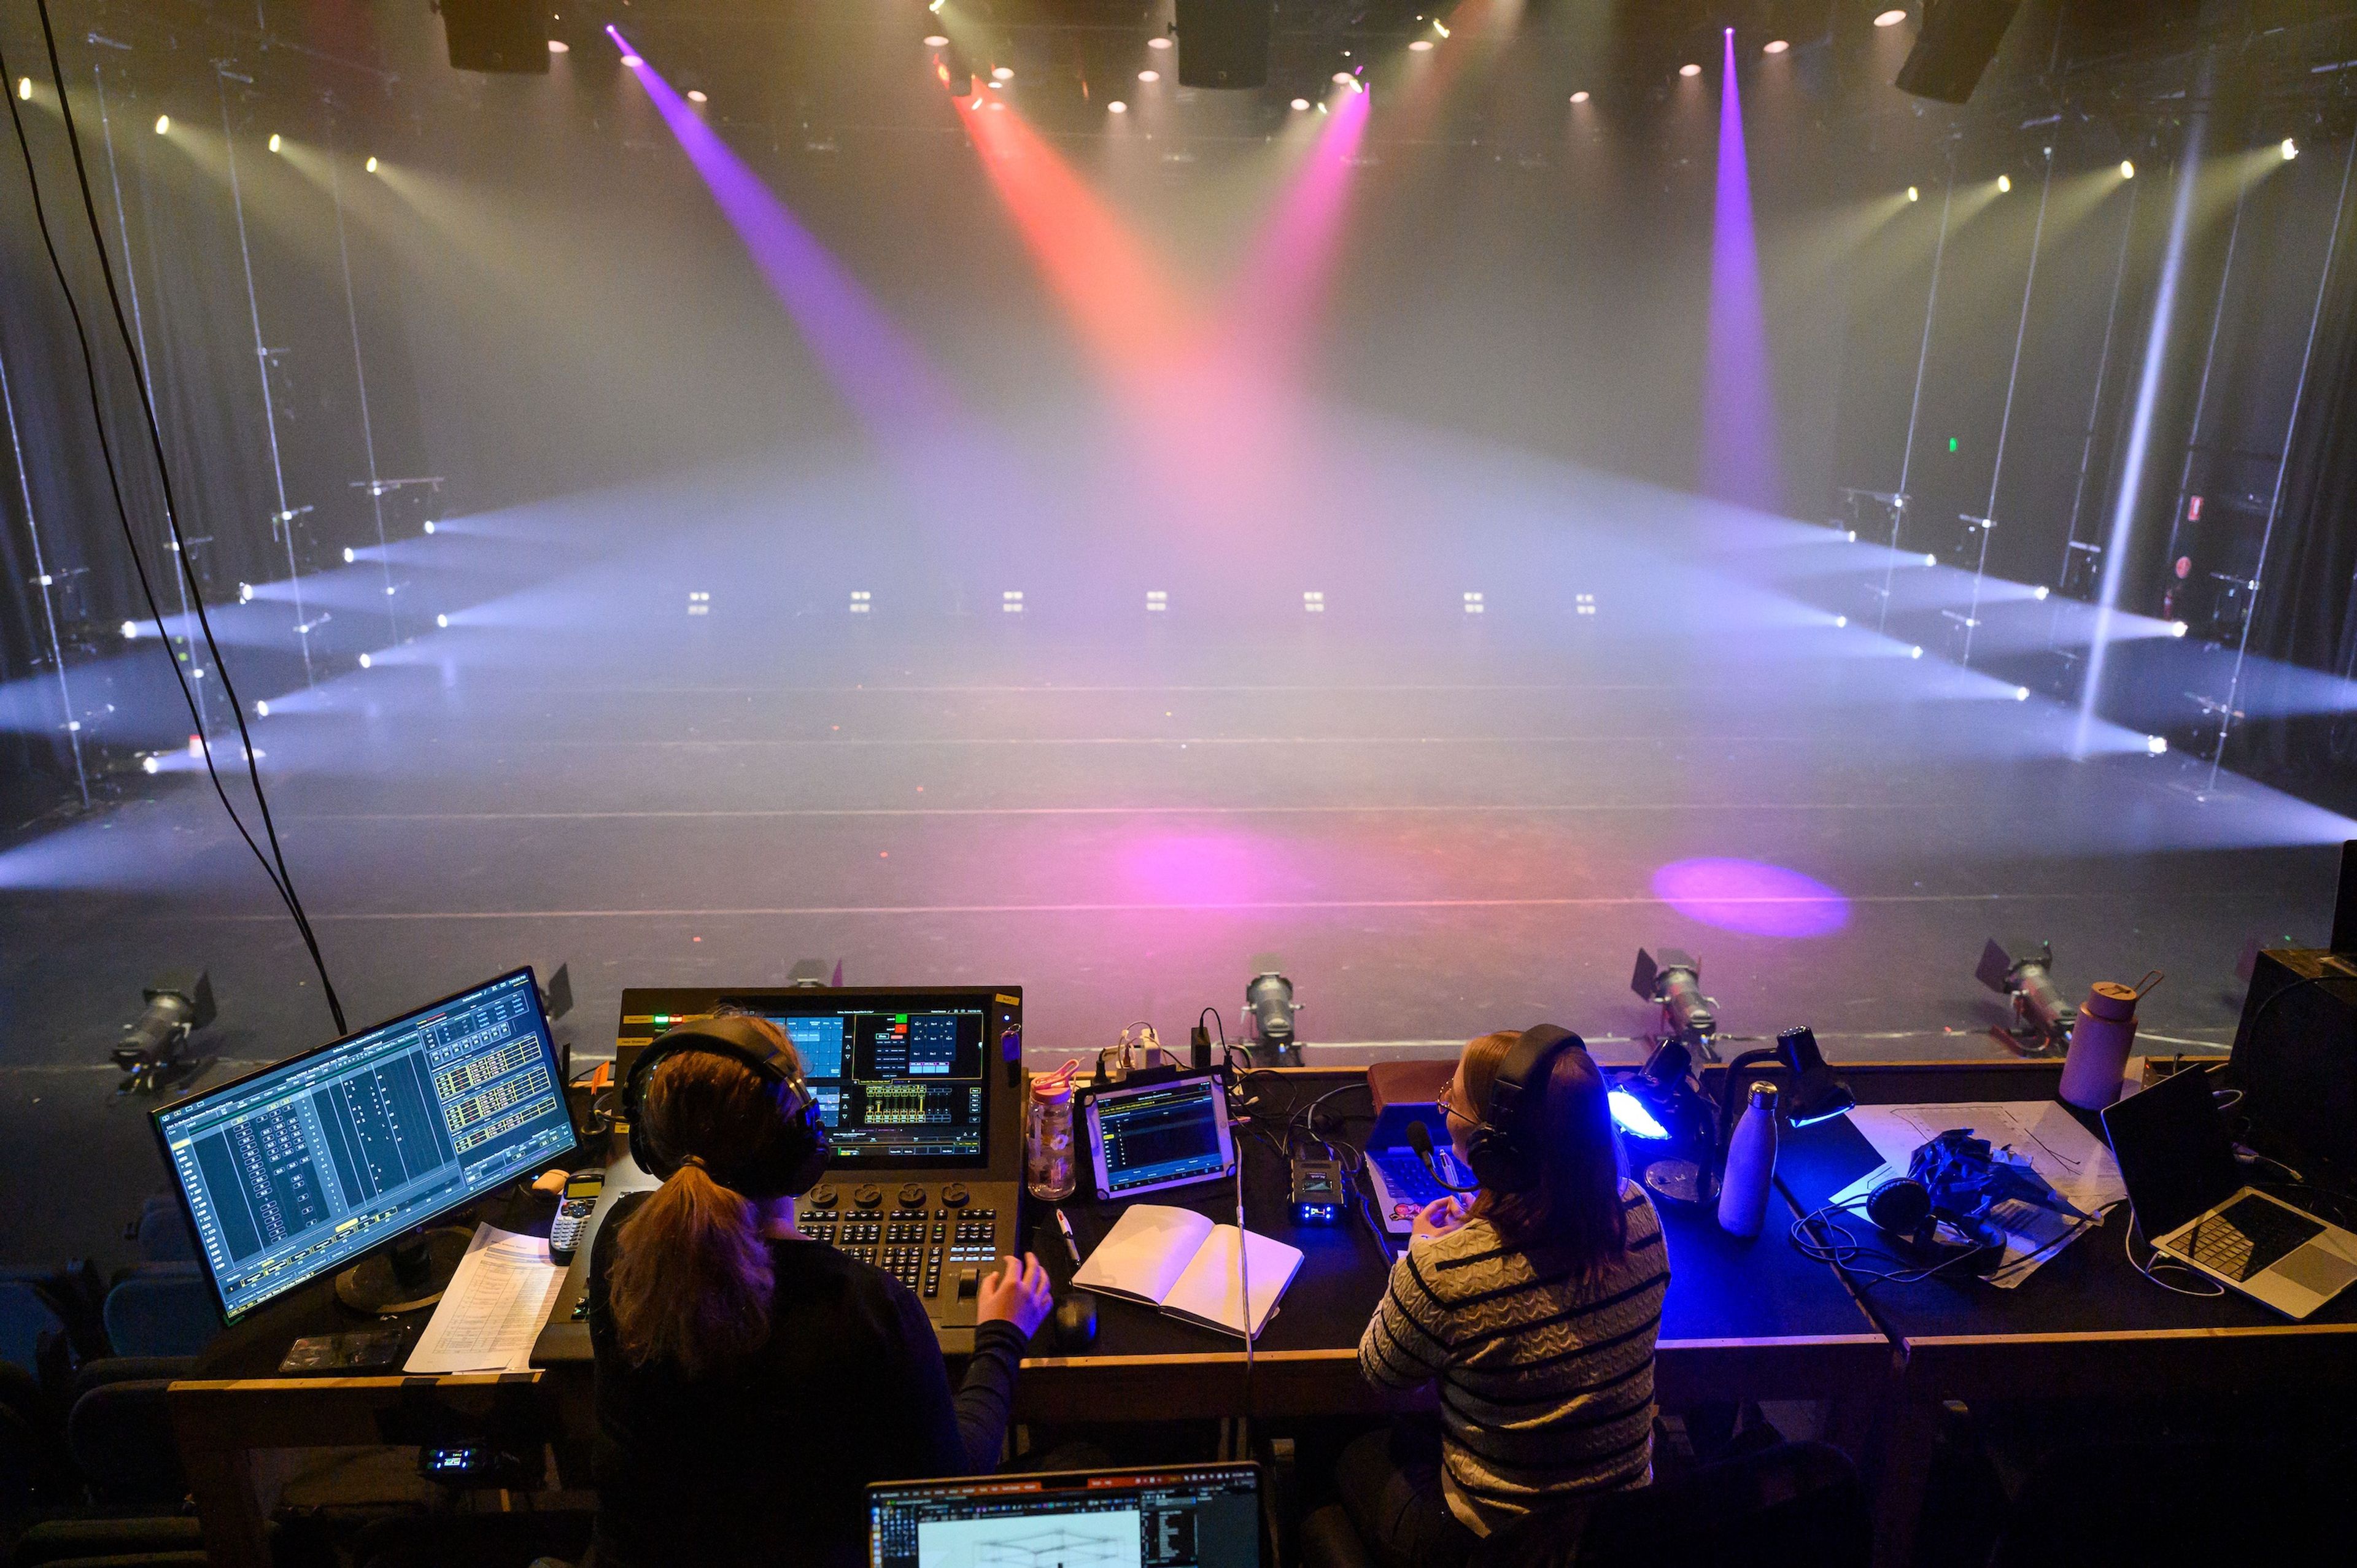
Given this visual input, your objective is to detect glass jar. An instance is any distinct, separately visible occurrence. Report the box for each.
[1026,1073,1077,1203]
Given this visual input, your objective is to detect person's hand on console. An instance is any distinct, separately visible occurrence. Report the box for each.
[1411,1196,1468,1246]
[977,1253,1054,1336]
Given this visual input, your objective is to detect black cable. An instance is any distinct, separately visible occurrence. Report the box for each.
[12,7,344,1033]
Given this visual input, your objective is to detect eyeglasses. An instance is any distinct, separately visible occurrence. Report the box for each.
[1439,1089,1479,1129]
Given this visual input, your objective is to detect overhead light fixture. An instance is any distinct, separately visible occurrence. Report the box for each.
[923,34,948,48]
[1997,173,2011,192]
[1976,939,2074,1051]
[1570,90,1590,103]
[620,53,643,68]
[992,65,1013,80]
[1763,39,1789,55]
[2120,159,2135,179]
[1108,100,1127,113]
[1290,97,1310,110]
[1148,35,1173,50]
[1409,39,1433,52]
[1874,7,1909,25]
[1631,948,1717,1057]
[365,155,379,172]
[1906,184,1920,201]
[1333,71,1353,84]
[687,88,708,102]
[268,133,282,152]
[1244,961,1299,1067]
[549,39,569,55]
[153,114,169,134]
[1137,69,1158,82]
[1679,62,1702,77]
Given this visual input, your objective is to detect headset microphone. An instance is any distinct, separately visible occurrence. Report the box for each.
[1404,1120,1480,1194]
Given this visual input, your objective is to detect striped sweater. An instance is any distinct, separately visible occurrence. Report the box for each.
[1357,1183,1668,1535]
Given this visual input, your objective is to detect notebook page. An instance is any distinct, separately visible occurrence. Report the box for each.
[1072,1204,1216,1306]
[1161,1224,1302,1338]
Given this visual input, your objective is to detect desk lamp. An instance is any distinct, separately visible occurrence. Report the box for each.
[1716,1025,1856,1153]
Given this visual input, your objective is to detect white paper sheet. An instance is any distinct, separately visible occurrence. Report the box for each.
[404,1224,569,1374]
[1826,1102,2127,1288]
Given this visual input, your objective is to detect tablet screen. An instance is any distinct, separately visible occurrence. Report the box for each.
[1087,1075,1236,1199]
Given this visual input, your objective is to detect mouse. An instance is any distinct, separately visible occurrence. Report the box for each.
[1050,1293,1097,1351]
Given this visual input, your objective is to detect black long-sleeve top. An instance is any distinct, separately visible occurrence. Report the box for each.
[586,1191,1025,1568]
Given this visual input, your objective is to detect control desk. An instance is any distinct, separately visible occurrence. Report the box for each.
[534,986,1026,1362]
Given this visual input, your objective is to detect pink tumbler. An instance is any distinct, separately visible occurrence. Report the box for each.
[2059,981,2140,1110]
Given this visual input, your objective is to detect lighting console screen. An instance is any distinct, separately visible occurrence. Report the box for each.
[153,969,575,1323]
[755,1003,988,1166]
[871,1466,1261,1568]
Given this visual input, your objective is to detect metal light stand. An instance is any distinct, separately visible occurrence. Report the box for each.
[1886,161,1957,633]
[2048,169,2143,696]
[1959,147,2056,671]
[218,64,315,686]
[2207,126,2357,794]
[323,109,400,646]
[0,340,91,806]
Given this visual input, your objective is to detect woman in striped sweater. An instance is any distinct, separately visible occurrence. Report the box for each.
[1347,1027,1669,1567]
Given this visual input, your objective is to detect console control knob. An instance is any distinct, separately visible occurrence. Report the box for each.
[807,1186,838,1209]
[940,1183,969,1208]
[853,1184,883,1210]
[897,1183,927,1210]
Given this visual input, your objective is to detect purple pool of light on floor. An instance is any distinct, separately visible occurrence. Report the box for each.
[1652,858,1849,938]
[1118,833,1273,905]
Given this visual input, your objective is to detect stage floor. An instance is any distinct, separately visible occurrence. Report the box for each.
[2,472,2347,1267]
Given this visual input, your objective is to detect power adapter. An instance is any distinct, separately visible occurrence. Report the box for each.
[1291,1154,1344,1224]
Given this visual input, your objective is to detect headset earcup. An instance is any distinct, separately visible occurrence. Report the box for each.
[1465,1128,1526,1194]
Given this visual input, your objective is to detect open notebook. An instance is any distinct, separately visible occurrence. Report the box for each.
[1071,1204,1303,1338]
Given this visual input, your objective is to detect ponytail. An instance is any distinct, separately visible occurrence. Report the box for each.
[606,1043,796,1375]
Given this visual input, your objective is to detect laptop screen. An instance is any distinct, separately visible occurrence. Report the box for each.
[870,1464,1261,1568]
[2102,1064,2244,1238]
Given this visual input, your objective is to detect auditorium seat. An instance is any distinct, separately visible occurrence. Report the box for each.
[0,1268,106,1375]
[130,1200,196,1267]
[1301,1440,1868,1568]
[98,1272,215,1362]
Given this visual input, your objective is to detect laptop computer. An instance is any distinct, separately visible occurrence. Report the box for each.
[869,1463,1263,1568]
[2102,1064,2357,1319]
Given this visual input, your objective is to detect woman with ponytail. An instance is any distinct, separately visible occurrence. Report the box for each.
[586,1018,1053,1568]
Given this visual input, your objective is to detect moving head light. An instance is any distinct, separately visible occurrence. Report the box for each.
[1976,938,2075,1049]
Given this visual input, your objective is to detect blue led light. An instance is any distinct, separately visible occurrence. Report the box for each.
[1609,1088,1670,1141]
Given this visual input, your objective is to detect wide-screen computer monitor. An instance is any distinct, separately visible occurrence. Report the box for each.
[153,967,576,1324]
[869,1464,1263,1568]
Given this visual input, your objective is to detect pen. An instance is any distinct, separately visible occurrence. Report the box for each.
[1053,1208,1083,1268]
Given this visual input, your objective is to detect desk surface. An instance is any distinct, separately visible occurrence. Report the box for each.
[1775,1075,2357,1348]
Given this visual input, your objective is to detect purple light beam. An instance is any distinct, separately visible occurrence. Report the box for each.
[1700,30,1781,511]
[608,29,952,435]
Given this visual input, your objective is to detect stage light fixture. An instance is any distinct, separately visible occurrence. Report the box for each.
[1617,1041,1722,1206]
[1138,69,1159,82]
[993,66,1013,80]
[1976,938,2075,1049]
[687,89,708,103]
[113,969,217,1095]
[1109,101,1128,113]
[342,547,357,563]
[1333,71,1353,83]
[366,156,379,172]
[16,77,29,99]
[1570,90,1590,103]
[548,39,569,54]
[1148,35,1173,50]
[1291,97,1310,110]
[2169,619,2189,638]
[2014,686,2030,700]
[1631,948,1717,1056]
[1409,39,1433,52]
[1303,591,1325,613]
[358,652,374,669]
[1835,615,1848,627]
[121,620,140,639]
[1907,185,1921,201]
[153,114,169,134]
[2147,734,2169,755]
[1244,960,1300,1066]
[1909,645,1924,658]
[1147,590,1168,612]
[436,613,449,628]
[422,520,437,535]
[1875,8,1908,25]
[2120,160,2135,179]
[1997,173,2011,192]
[2284,137,2299,160]
[238,582,254,602]
[1764,39,1789,55]
[141,755,160,775]
[1680,63,1702,77]
[255,700,271,717]
[924,34,948,48]
[621,53,643,68]
[268,133,282,152]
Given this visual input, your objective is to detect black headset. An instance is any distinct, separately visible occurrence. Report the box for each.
[1461,1024,1588,1194]
[1865,1176,2000,1264]
[622,1014,831,1200]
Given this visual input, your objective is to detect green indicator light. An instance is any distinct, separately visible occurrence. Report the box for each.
[652,1014,670,1025]
[1947,437,1959,452]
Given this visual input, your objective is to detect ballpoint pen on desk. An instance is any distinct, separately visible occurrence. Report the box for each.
[1053,1209,1084,1268]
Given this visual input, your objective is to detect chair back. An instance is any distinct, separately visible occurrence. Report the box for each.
[68,1376,187,1509]
[103,1265,220,1359]
[1476,1442,1868,1568]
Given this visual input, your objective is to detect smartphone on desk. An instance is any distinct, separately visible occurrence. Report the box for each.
[549,1168,605,1265]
